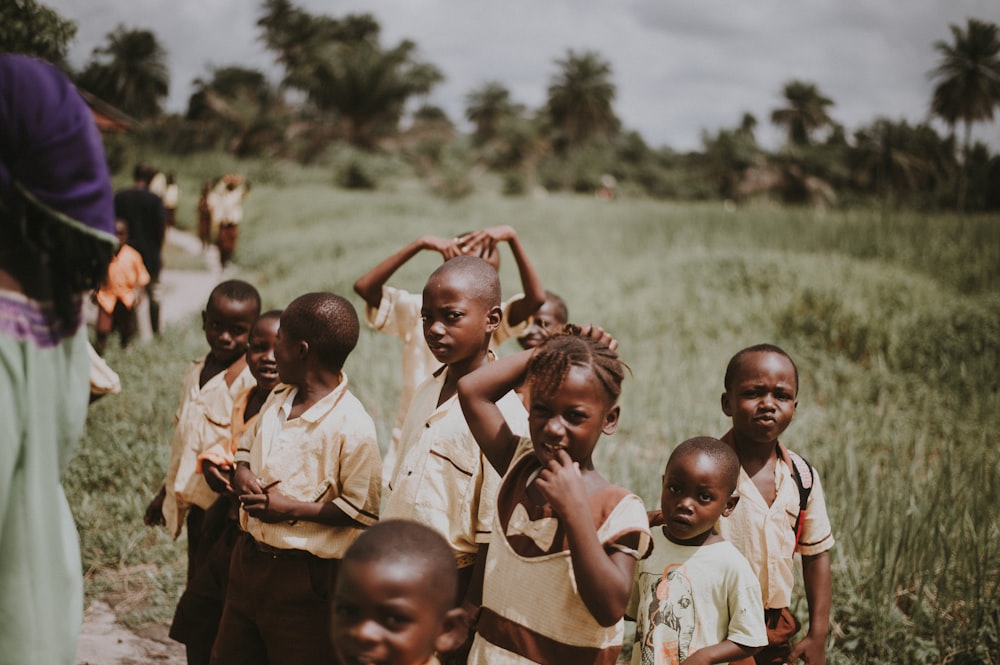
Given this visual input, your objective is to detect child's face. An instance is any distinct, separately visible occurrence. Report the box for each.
[246,317,280,391]
[528,365,619,467]
[721,351,798,447]
[114,220,129,245]
[660,451,738,546]
[202,296,257,366]
[517,299,567,350]
[421,273,500,366]
[331,558,450,665]
[273,323,305,386]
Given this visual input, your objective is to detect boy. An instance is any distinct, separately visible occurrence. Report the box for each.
[354,225,545,483]
[515,290,569,350]
[211,293,382,665]
[331,519,468,665]
[114,162,165,334]
[628,437,766,665]
[169,311,282,665]
[93,218,150,355]
[381,257,529,650]
[718,344,834,665]
[143,280,260,660]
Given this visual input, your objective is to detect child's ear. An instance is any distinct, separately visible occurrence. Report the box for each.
[721,493,740,518]
[602,404,620,436]
[434,607,471,655]
[485,305,502,333]
[720,392,732,417]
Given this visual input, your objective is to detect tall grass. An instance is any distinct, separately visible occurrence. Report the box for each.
[72,161,999,662]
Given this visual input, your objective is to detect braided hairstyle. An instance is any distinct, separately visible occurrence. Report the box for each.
[525,326,628,406]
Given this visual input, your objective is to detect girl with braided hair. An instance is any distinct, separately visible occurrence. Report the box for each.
[457,326,653,665]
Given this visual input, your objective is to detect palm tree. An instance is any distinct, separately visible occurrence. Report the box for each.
[546,50,618,147]
[770,80,834,147]
[76,25,168,119]
[929,18,1000,212]
[465,81,519,144]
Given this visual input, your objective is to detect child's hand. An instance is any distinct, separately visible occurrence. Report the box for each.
[420,235,462,259]
[143,488,166,527]
[456,225,515,257]
[201,459,234,494]
[232,464,263,496]
[572,324,619,352]
[788,633,827,665]
[534,449,588,518]
[239,485,292,523]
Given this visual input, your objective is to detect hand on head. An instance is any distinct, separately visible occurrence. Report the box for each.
[569,324,619,352]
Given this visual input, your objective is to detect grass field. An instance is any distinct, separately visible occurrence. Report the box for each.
[73,159,999,664]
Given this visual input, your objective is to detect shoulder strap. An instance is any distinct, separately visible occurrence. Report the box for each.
[785,449,814,546]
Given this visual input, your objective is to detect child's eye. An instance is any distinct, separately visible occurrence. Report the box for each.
[447,311,463,321]
[699,493,714,502]
[333,603,359,620]
[381,613,410,630]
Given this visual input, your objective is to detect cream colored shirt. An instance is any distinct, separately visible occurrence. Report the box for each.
[234,377,382,559]
[382,366,528,556]
[163,358,255,537]
[717,436,834,609]
[366,285,528,482]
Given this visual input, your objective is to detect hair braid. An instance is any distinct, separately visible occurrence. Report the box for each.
[526,327,627,404]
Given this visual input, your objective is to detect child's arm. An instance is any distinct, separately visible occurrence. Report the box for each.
[536,449,636,627]
[353,235,461,310]
[789,551,831,664]
[682,640,761,665]
[233,463,363,528]
[457,349,533,475]
[459,225,545,326]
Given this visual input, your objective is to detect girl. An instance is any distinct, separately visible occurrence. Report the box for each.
[457,326,652,665]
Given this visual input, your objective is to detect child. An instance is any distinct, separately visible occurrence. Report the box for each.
[93,218,150,355]
[516,290,569,350]
[210,292,382,665]
[143,280,260,658]
[381,257,530,637]
[331,519,468,665]
[354,225,545,483]
[457,326,653,665]
[718,344,834,665]
[627,437,766,665]
[167,310,282,664]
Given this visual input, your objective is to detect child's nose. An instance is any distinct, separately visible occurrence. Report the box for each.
[544,417,566,436]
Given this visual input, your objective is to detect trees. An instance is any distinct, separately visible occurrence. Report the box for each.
[545,49,618,148]
[0,0,76,67]
[465,81,521,144]
[76,25,169,119]
[770,80,835,147]
[929,18,1000,212]
[257,0,442,149]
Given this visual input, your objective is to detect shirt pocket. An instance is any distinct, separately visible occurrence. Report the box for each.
[420,433,479,515]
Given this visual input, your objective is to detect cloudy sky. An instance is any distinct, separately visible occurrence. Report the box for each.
[49,0,1000,151]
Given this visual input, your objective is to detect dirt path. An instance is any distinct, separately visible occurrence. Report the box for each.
[78,228,221,665]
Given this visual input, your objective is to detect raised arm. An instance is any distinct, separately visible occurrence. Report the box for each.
[460,225,545,326]
[457,349,534,475]
[353,235,460,310]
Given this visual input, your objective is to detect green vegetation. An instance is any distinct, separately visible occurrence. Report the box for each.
[71,160,999,662]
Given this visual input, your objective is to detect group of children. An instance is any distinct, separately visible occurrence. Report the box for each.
[143,226,833,665]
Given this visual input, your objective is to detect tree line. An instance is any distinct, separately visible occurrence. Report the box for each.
[3,0,999,210]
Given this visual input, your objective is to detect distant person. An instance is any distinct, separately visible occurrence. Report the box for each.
[354,226,544,484]
[211,174,250,269]
[331,520,468,665]
[170,310,282,665]
[115,162,166,334]
[718,344,834,665]
[0,53,118,664]
[144,281,261,664]
[197,179,214,250]
[211,293,382,665]
[93,218,150,355]
[163,172,180,228]
[457,326,653,665]
[627,437,766,665]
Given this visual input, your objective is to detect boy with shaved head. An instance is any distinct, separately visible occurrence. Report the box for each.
[331,519,467,665]
[382,256,529,662]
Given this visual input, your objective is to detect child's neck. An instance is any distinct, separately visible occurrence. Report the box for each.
[244,383,275,421]
[438,348,491,406]
[201,353,245,388]
[290,369,342,418]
